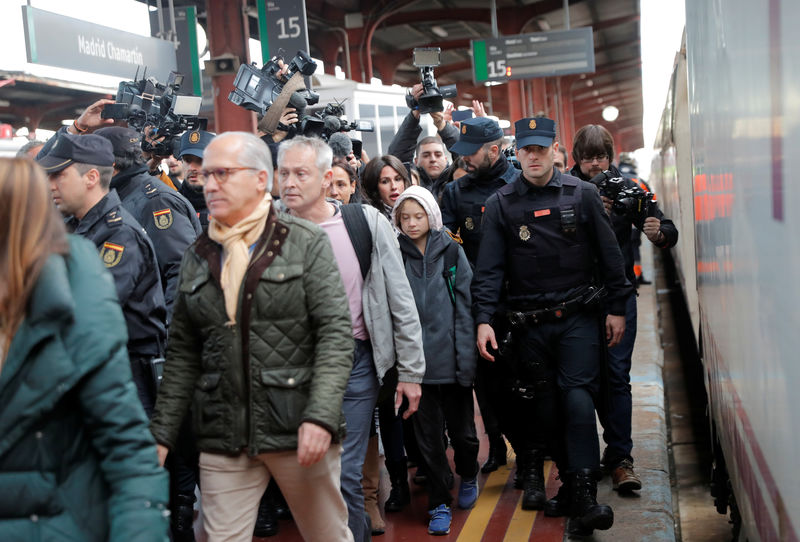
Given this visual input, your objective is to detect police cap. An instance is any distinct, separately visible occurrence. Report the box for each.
[178,130,215,160]
[36,132,114,174]
[94,127,143,157]
[515,117,556,149]
[450,117,504,156]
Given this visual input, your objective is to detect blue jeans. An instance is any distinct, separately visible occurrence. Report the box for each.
[341,339,380,542]
[600,292,637,464]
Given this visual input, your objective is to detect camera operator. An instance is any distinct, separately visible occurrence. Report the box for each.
[387,83,460,199]
[569,124,678,493]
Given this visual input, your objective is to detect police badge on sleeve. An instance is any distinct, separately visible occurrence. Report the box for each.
[153,208,173,229]
[100,242,124,267]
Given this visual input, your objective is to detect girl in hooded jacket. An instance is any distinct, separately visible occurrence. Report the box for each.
[391,186,480,536]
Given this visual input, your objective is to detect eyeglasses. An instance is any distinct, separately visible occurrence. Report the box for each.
[199,167,258,183]
[580,154,609,164]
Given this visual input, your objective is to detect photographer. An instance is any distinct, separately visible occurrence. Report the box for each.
[569,124,678,493]
[387,83,459,199]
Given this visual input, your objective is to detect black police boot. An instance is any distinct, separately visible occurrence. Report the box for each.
[253,493,279,537]
[544,476,571,517]
[481,433,508,473]
[170,493,196,542]
[384,460,411,513]
[567,469,614,536]
[520,452,546,510]
[514,454,528,489]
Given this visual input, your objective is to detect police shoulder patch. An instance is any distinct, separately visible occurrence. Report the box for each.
[143,182,159,198]
[100,242,124,267]
[105,209,123,226]
[153,208,173,229]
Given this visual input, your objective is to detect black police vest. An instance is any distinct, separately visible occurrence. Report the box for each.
[454,164,517,265]
[497,177,594,295]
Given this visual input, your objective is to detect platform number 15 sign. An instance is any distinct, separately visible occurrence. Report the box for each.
[258,0,310,61]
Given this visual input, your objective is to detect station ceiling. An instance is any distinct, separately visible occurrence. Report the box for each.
[1,0,643,150]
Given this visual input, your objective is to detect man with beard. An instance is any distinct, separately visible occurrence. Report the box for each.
[440,116,518,477]
[177,130,215,229]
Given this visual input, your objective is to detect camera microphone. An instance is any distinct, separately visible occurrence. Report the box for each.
[328,132,353,158]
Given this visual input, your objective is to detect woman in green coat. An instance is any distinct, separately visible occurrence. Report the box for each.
[0,158,169,541]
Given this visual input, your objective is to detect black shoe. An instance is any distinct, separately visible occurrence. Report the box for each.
[513,455,527,489]
[384,477,411,512]
[544,477,571,517]
[567,469,614,536]
[253,497,279,537]
[520,452,546,510]
[481,434,508,473]
[171,493,196,542]
[413,466,428,485]
[636,275,652,285]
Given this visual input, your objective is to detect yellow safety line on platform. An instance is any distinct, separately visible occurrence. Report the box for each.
[502,461,553,542]
[456,465,513,542]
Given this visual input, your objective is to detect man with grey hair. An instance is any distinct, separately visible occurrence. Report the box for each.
[151,131,355,542]
[278,135,425,542]
[37,132,167,415]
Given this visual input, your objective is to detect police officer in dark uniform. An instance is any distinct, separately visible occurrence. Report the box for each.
[441,116,518,473]
[473,117,633,536]
[93,127,202,541]
[38,133,167,415]
[94,127,202,316]
[176,129,214,229]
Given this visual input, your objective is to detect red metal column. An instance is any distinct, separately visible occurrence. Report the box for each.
[558,77,575,153]
[532,79,546,116]
[206,0,255,133]
[507,80,524,123]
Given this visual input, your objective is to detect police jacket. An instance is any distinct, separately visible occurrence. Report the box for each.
[472,169,633,325]
[111,165,202,316]
[441,156,518,267]
[387,112,460,199]
[0,236,168,541]
[150,207,354,454]
[70,190,167,358]
[179,180,209,229]
[570,164,678,284]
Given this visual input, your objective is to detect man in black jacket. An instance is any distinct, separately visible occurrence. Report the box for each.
[38,132,166,415]
[94,127,202,317]
[569,124,678,492]
[440,116,518,474]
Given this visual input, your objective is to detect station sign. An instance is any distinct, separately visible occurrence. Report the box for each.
[21,6,177,81]
[471,27,595,83]
[257,0,311,62]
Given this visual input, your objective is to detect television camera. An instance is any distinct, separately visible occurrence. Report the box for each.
[405,47,457,114]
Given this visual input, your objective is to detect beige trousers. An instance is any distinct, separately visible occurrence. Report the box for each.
[199,446,353,542]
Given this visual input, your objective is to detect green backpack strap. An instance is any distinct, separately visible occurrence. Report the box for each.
[442,240,459,306]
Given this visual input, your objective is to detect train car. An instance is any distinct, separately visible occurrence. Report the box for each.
[650,1,800,540]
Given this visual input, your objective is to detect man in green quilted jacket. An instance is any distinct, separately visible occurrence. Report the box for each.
[150,132,354,542]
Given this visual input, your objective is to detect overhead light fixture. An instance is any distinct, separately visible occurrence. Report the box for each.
[430,25,448,38]
[586,80,594,87]
[602,105,620,122]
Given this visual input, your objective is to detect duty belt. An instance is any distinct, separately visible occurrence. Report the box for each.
[506,286,606,327]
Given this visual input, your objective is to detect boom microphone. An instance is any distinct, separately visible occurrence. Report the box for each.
[328,132,353,158]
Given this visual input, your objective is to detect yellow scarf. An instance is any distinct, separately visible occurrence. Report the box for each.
[207,194,271,324]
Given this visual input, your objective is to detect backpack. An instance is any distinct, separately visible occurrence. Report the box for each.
[340,204,373,279]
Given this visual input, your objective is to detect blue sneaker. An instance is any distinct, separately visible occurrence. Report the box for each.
[427,504,452,535]
[458,477,479,509]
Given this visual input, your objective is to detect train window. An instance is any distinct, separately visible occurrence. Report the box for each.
[379,105,395,157]
[359,103,379,160]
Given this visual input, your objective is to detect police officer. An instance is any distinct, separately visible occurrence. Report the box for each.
[176,129,214,229]
[472,117,632,536]
[37,133,166,415]
[569,124,678,492]
[94,127,202,316]
[441,116,519,474]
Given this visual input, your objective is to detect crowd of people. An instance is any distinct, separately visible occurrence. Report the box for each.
[0,90,677,542]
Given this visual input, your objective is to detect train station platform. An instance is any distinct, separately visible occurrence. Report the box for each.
[196,243,676,542]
